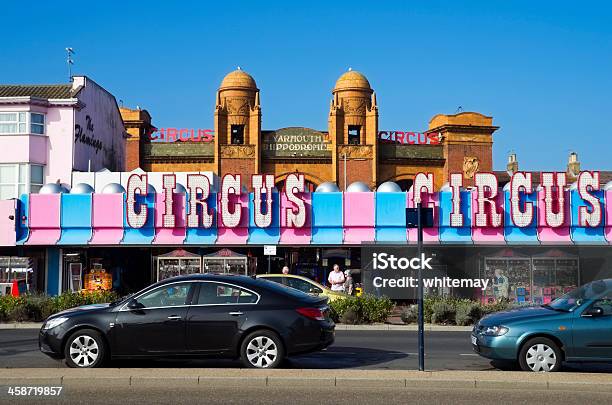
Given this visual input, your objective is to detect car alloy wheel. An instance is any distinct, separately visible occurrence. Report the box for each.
[519,337,561,372]
[64,329,106,368]
[69,335,99,367]
[240,330,284,369]
[246,336,278,368]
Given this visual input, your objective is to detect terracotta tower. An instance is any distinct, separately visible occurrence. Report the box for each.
[328,70,379,190]
[214,69,262,187]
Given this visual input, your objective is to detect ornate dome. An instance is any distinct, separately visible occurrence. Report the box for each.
[377,181,402,193]
[102,183,126,194]
[334,70,371,92]
[315,182,341,192]
[220,69,257,90]
[70,183,94,194]
[39,183,69,194]
[347,181,371,192]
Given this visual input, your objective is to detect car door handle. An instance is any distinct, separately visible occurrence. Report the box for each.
[167,315,182,320]
[229,311,243,316]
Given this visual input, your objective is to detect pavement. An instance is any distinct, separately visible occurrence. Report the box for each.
[1,383,610,405]
[1,368,612,391]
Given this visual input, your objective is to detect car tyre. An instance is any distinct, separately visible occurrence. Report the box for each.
[518,337,562,372]
[64,329,107,368]
[240,330,284,369]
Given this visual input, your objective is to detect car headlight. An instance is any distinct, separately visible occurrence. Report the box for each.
[42,317,69,330]
[483,325,509,336]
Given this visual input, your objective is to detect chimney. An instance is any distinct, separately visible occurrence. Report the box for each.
[506,152,519,176]
[567,151,580,180]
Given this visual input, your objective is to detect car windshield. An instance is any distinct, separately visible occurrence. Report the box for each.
[547,280,612,312]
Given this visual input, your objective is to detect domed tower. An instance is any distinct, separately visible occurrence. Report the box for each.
[328,69,379,189]
[214,68,262,182]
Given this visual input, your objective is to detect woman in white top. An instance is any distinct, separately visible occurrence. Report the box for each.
[328,264,346,292]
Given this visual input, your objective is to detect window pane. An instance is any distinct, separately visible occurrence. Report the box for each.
[136,283,192,308]
[0,165,16,183]
[30,113,44,124]
[0,113,17,122]
[17,184,26,197]
[30,184,42,194]
[31,124,44,134]
[18,113,26,122]
[196,283,255,305]
[0,185,15,199]
[18,123,26,133]
[30,165,44,184]
[0,124,17,133]
[18,164,27,183]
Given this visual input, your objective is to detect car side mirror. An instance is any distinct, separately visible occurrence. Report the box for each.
[127,299,145,310]
[583,306,604,317]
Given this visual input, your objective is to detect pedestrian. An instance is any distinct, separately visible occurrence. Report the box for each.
[282,266,290,275]
[327,264,345,292]
[343,270,355,295]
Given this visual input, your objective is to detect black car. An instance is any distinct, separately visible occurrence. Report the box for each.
[39,274,335,368]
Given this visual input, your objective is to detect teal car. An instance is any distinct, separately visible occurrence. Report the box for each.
[472,279,612,372]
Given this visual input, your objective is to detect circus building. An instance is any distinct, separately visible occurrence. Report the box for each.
[0,70,611,302]
[125,68,498,191]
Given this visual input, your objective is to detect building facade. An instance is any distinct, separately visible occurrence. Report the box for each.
[0,70,610,306]
[0,76,127,197]
[126,69,498,191]
[0,76,127,294]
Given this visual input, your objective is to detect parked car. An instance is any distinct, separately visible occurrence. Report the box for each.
[257,274,347,302]
[39,274,335,368]
[472,279,612,372]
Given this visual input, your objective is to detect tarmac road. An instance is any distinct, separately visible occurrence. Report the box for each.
[0,329,490,370]
[1,329,610,372]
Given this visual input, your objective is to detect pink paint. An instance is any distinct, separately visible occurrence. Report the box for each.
[343,192,375,244]
[537,189,571,243]
[279,192,311,244]
[606,190,612,244]
[153,193,186,244]
[471,188,505,243]
[216,193,249,244]
[407,189,440,243]
[90,194,124,244]
[26,194,61,244]
[0,200,16,246]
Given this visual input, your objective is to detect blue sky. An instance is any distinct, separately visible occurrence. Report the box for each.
[1,1,610,170]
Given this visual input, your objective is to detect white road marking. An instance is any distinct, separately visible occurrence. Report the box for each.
[459,353,479,356]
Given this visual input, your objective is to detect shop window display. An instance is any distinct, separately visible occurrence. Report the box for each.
[157,249,202,281]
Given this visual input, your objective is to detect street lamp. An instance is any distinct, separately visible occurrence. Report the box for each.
[406,204,434,371]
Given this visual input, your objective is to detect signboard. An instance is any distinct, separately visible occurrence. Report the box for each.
[264,245,277,256]
[149,128,214,143]
[262,128,331,158]
[378,131,441,145]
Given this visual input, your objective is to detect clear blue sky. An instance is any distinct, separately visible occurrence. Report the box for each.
[1,1,610,171]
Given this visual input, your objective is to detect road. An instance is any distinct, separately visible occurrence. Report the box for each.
[0,329,610,371]
[0,329,490,370]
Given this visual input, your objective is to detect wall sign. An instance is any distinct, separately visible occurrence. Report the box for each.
[149,128,214,143]
[378,131,441,145]
[262,128,331,158]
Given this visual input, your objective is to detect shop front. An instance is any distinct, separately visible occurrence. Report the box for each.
[0,169,610,299]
